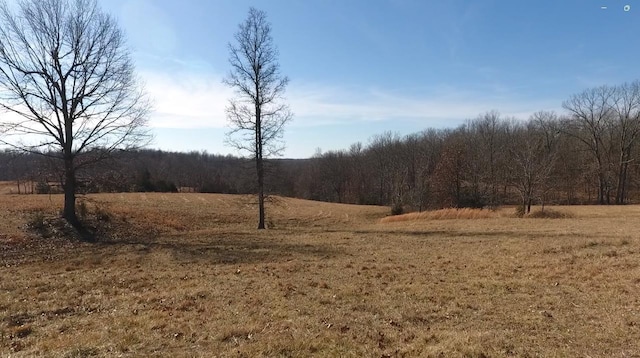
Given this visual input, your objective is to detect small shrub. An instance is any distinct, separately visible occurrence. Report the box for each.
[390,203,404,216]
[35,181,50,194]
[154,180,178,193]
[77,200,88,219]
[514,206,526,218]
[526,209,573,219]
[93,204,111,222]
[26,211,48,234]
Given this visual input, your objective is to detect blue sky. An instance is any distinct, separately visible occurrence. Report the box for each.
[97,0,640,158]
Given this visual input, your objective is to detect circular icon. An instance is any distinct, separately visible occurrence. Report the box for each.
[624,4,631,11]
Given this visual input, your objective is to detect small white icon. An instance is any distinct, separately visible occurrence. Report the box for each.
[624,4,631,11]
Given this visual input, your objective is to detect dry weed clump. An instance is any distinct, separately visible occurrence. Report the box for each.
[380,208,494,223]
[525,208,574,219]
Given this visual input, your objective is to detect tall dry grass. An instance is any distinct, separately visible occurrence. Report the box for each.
[380,208,494,223]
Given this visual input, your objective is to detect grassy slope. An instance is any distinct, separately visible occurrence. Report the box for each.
[0,192,639,357]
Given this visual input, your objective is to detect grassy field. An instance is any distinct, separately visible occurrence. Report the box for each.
[1,190,639,357]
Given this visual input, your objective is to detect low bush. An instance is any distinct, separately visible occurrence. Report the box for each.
[390,203,404,216]
[25,211,48,234]
[380,208,494,223]
[526,209,573,219]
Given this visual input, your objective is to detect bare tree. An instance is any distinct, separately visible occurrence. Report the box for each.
[0,0,150,227]
[469,111,508,208]
[506,112,561,214]
[224,7,292,229]
[431,129,468,208]
[317,149,351,203]
[562,86,615,204]
[610,81,640,204]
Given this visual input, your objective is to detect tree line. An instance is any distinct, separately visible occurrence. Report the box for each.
[304,81,640,212]
[221,80,640,213]
[4,80,640,214]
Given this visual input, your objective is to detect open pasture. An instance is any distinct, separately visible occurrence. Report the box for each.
[1,192,639,357]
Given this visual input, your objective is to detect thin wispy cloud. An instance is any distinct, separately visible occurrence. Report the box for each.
[288,83,558,126]
[141,67,560,130]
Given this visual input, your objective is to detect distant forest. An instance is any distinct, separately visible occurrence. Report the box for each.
[3,82,640,213]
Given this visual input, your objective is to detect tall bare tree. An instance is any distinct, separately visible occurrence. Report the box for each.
[507,112,561,214]
[562,86,615,204]
[224,7,292,229]
[0,0,150,227]
[610,81,640,204]
[469,111,508,208]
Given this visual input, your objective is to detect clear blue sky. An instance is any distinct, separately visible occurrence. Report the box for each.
[97,0,640,158]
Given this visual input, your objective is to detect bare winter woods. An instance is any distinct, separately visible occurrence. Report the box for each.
[3,81,640,212]
[304,81,640,212]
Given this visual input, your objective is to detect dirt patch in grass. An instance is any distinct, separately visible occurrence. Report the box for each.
[1,195,639,357]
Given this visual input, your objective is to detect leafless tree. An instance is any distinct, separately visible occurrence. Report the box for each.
[224,7,292,229]
[469,111,508,208]
[610,81,640,204]
[317,149,351,203]
[507,112,561,214]
[562,86,615,204]
[367,132,401,206]
[431,129,468,208]
[0,0,150,227]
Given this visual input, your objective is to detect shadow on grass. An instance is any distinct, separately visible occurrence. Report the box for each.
[97,231,342,265]
[326,228,597,240]
[8,210,342,266]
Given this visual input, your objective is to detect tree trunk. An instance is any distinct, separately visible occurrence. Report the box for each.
[598,174,605,205]
[257,156,265,229]
[615,149,631,204]
[256,101,266,230]
[621,162,630,204]
[63,156,79,227]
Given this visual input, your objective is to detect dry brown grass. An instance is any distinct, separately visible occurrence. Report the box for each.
[380,208,494,223]
[0,181,15,194]
[1,193,640,357]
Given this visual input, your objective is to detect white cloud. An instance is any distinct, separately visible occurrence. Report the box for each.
[141,69,233,129]
[140,68,561,130]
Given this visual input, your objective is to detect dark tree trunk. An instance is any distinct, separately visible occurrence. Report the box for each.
[598,174,606,205]
[615,151,631,204]
[256,103,266,230]
[63,156,79,227]
[257,158,265,230]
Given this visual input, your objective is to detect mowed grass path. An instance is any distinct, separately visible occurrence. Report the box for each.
[1,192,639,357]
